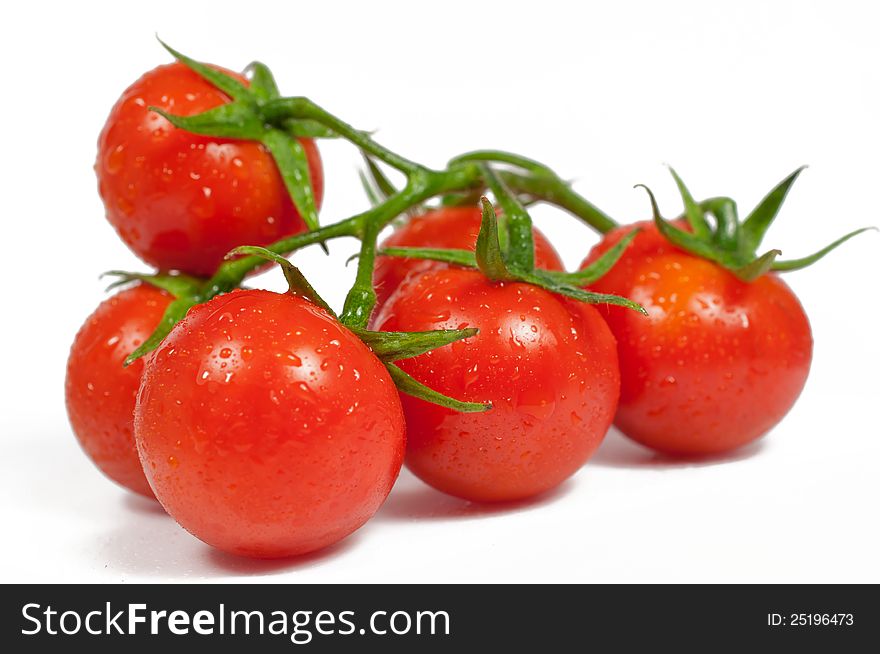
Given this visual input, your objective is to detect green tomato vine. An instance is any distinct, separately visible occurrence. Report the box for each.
[109,39,872,413]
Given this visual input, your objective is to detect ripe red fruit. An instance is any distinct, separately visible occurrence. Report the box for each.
[96,62,324,277]
[134,289,406,558]
[66,284,173,497]
[374,267,620,502]
[582,221,812,455]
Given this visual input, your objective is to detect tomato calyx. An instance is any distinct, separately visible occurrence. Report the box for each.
[380,165,647,316]
[150,39,326,233]
[228,246,490,413]
[637,167,874,282]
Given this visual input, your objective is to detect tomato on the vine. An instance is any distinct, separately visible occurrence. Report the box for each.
[374,267,619,502]
[96,62,324,277]
[134,289,405,558]
[582,221,812,455]
[66,284,173,497]
[373,206,564,309]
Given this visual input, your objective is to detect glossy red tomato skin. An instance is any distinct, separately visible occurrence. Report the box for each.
[65,284,172,498]
[96,62,324,277]
[375,268,620,502]
[582,220,813,455]
[134,289,405,558]
[372,206,564,310]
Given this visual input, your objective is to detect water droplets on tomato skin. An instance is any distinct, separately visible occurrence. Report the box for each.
[463,363,481,390]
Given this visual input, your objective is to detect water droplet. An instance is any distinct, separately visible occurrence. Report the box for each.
[105,144,125,174]
[463,363,480,389]
[517,387,557,420]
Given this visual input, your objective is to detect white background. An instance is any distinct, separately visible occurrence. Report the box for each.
[1,0,878,583]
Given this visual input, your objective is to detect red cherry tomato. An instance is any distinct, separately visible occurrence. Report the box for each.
[96,62,324,277]
[134,289,405,558]
[372,206,564,309]
[374,268,619,502]
[582,220,813,455]
[66,284,172,497]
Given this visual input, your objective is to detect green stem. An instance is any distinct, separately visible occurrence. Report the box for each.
[341,219,380,328]
[263,97,425,175]
[204,217,360,296]
[340,165,483,326]
[503,171,619,234]
[480,165,534,272]
[448,150,619,234]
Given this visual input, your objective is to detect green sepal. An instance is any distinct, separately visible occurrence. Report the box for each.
[149,104,265,140]
[741,166,807,252]
[380,246,476,268]
[102,270,203,298]
[641,167,871,280]
[228,246,334,315]
[542,229,640,286]
[359,170,383,207]
[702,196,740,251]
[349,327,478,362]
[475,197,515,280]
[261,128,320,232]
[772,227,876,272]
[155,40,322,235]
[385,363,491,413]
[668,166,711,239]
[523,271,647,315]
[244,61,280,101]
[360,154,427,219]
[638,184,730,263]
[124,296,198,366]
[732,249,782,282]
[158,37,251,101]
[364,155,399,200]
[379,244,645,315]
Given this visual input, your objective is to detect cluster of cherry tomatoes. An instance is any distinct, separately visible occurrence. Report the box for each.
[65,44,861,559]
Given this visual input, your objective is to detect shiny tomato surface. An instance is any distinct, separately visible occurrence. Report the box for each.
[375,268,619,502]
[583,221,812,455]
[66,284,172,497]
[135,289,405,558]
[97,62,323,276]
